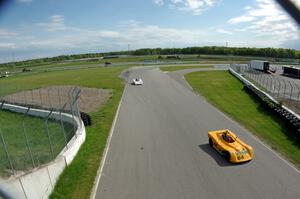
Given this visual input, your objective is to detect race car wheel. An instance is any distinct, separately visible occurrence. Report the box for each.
[224,151,231,162]
[209,138,213,147]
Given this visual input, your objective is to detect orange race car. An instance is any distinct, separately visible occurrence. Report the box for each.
[208,129,254,163]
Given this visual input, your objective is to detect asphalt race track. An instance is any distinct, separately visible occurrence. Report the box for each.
[95,66,300,199]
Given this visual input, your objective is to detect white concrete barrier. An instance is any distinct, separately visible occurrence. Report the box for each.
[0,103,86,199]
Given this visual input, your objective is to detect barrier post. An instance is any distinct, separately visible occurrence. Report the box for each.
[0,129,15,175]
[22,107,35,168]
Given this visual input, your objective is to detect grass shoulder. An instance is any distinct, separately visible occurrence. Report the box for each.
[185,70,300,168]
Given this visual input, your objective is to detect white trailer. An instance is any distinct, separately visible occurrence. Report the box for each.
[250,60,270,72]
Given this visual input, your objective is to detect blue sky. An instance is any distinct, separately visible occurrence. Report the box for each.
[0,0,299,62]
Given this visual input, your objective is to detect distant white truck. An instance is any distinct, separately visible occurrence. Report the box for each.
[250,60,270,72]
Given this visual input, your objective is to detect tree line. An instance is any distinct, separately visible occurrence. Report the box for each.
[1,46,299,68]
[131,47,300,59]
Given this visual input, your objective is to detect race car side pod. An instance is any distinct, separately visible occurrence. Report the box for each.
[80,111,92,126]
[244,84,300,139]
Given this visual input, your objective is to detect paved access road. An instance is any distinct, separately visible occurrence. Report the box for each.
[95,66,300,199]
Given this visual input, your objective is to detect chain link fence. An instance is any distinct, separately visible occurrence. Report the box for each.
[231,64,300,114]
[0,86,81,178]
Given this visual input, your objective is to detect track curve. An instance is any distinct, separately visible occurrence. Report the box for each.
[95,66,300,199]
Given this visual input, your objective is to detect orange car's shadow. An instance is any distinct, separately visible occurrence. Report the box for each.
[198,144,245,167]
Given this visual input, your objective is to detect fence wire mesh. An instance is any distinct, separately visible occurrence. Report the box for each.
[231,64,300,114]
[0,86,81,178]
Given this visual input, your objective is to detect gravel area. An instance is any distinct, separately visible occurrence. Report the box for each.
[2,86,112,113]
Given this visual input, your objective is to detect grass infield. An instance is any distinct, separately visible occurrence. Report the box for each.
[0,66,128,198]
[0,110,72,177]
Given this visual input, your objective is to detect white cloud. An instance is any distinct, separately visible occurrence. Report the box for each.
[0,19,207,52]
[0,29,19,38]
[0,43,17,49]
[155,0,220,15]
[227,0,300,46]
[37,15,67,32]
[228,16,255,24]
[154,0,164,6]
[216,28,233,35]
[119,22,206,45]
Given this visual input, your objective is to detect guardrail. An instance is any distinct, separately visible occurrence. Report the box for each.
[229,67,300,135]
[231,64,300,117]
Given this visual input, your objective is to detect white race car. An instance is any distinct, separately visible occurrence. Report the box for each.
[132,78,143,85]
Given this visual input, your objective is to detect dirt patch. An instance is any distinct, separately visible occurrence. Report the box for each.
[2,86,112,113]
[79,87,112,113]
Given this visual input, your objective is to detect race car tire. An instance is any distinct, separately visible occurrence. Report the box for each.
[80,111,92,126]
[224,151,231,162]
[209,138,213,147]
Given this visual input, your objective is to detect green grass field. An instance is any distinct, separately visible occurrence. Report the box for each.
[0,110,73,177]
[0,65,128,198]
[0,54,253,74]
[0,66,126,97]
[185,71,300,168]
[160,65,213,72]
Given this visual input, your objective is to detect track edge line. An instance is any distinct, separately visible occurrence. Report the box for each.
[90,83,127,199]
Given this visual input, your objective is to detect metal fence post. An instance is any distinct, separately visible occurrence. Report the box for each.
[0,101,4,109]
[22,107,35,168]
[288,81,293,100]
[252,69,256,81]
[261,74,265,89]
[48,87,53,110]
[272,77,277,96]
[59,103,69,149]
[251,68,254,81]
[30,89,34,106]
[39,88,43,108]
[283,79,287,99]
[268,76,274,93]
[296,84,300,106]
[256,71,260,83]
[276,77,281,99]
[251,68,255,81]
[68,87,77,137]
[260,72,265,87]
[267,76,272,92]
[58,88,62,110]
[0,129,15,175]
[23,90,27,105]
[257,72,261,86]
[45,110,55,159]
[71,87,81,129]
